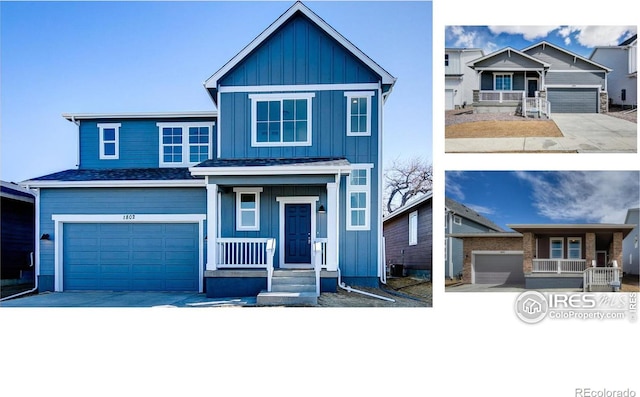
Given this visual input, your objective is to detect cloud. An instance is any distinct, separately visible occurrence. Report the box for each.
[447,26,477,48]
[514,171,640,223]
[570,26,637,47]
[488,26,559,41]
[466,204,495,216]
[445,171,467,200]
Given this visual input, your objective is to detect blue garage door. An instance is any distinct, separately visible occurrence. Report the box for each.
[63,223,199,291]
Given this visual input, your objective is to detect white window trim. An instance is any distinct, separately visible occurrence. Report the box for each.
[249,93,314,147]
[344,91,374,136]
[550,237,564,259]
[346,164,373,231]
[567,237,582,259]
[157,122,214,167]
[98,123,120,160]
[409,210,418,246]
[493,72,514,91]
[453,215,462,225]
[233,187,263,231]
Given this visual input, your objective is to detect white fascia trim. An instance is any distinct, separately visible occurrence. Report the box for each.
[63,111,217,121]
[521,41,612,72]
[190,165,352,177]
[344,91,375,137]
[220,83,380,94]
[468,47,550,68]
[474,68,546,72]
[546,70,608,73]
[204,2,396,88]
[545,85,603,89]
[52,214,206,223]
[98,123,120,160]
[21,180,206,188]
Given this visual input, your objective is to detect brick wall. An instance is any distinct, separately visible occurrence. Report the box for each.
[461,236,523,283]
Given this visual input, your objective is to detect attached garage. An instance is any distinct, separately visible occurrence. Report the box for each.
[473,252,524,285]
[63,223,200,291]
[546,87,599,113]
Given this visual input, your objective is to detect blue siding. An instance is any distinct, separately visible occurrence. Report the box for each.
[220,14,379,87]
[38,187,206,281]
[220,90,378,161]
[79,118,216,169]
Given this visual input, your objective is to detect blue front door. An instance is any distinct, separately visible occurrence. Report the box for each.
[284,204,311,264]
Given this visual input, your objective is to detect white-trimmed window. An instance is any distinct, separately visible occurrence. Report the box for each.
[550,237,564,259]
[445,54,449,67]
[567,237,582,259]
[347,165,372,231]
[494,73,513,91]
[234,188,262,231]
[157,122,213,167]
[249,93,314,146]
[98,123,120,160]
[409,211,418,245]
[453,215,462,225]
[344,91,374,136]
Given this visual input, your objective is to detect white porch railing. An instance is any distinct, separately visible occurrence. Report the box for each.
[523,97,551,119]
[312,238,328,297]
[532,259,586,273]
[479,90,524,102]
[583,266,622,292]
[216,238,276,291]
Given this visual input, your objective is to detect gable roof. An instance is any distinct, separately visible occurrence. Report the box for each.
[204,1,396,102]
[522,41,612,72]
[619,34,637,47]
[1,180,35,203]
[466,46,550,69]
[21,168,204,188]
[62,111,217,122]
[445,197,504,232]
[383,192,433,223]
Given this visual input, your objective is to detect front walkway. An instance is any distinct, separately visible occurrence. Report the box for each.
[446,113,637,153]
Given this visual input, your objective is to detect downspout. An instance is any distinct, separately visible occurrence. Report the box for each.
[337,267,394,302]
[71,116,80,168]
[1,187,39,302]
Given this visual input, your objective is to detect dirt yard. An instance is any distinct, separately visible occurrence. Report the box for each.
[445,108,563,138]
[621,274,639,292]
[607,105,637,124]
[317,277,432,307]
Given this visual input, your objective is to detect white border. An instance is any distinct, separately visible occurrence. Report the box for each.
[157,122,215,167]
[97,123,120,160]
[50,214,206,293]
[233,187,263,231]
[275,196,318,268]
[248,93,315,147]
[344,91,374,136]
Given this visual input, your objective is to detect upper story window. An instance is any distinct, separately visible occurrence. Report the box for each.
[233,188,262,231]
[157,122,213,167]
[98,123,120,160]
[409,211,418,246]
[494,73,513,91]
[445,54,449,67]
[347,165,373,231]
[249,93,314,147]
[344,91,374,136]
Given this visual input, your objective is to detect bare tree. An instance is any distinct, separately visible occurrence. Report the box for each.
[384,157,433,214]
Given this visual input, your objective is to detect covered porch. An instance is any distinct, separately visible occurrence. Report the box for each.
[190,157,350,298]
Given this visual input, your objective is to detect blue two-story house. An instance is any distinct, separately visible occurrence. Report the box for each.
[21,2,396,302]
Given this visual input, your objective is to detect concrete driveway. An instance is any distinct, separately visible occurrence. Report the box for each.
[0,291,256,307]
[446,283,582,293]
[445,113,637,153]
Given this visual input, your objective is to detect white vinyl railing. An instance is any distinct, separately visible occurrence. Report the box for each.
[523,97,551,119]
[479,90,524,102]
[583,266,622,292]
[532,259,586,273]
[216,238,276,291]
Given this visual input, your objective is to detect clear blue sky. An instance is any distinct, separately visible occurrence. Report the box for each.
[0,1,432,183]
[445,25,637,58]
[446,171,640,231]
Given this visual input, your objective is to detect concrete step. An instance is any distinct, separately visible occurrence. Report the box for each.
[271,283,316,293]
[256,291,317,306]
[273,269,315,277]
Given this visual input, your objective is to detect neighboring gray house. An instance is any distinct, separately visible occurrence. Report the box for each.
[445,197,503,279]
[467,41,612,116]
[445,48,484,110]
[590,34,637,108]
[623,208,639,275]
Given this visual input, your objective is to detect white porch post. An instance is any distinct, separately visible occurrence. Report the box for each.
[206,181,218,271]
[326,181,338,271]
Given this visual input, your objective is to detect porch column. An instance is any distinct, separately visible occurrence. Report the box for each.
[611,232,623,267]
[585,232,596,268]
[206,182,218,271]
[326,182,338,271]
[522,232,535,273]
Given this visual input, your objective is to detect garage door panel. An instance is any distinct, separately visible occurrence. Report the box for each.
[63,222,199,291]
[547,88,597,113]
[474,254,524,285]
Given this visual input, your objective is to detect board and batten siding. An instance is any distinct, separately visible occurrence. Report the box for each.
[545,71,605,88]
[220,14,380,87]
[474,51,543,70]
[383,200,432,277]
[219,90,378,162]
[525,45,602,71]
[38,187,207,287]
[79,118,217,169]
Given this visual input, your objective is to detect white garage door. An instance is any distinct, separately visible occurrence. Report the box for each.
[474,253,524,285]
[445,90,455,110]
